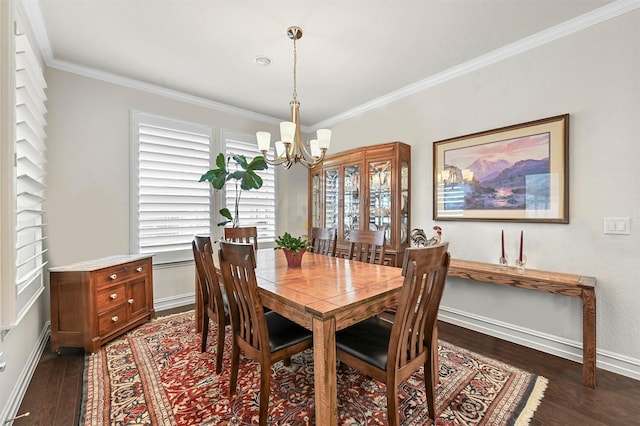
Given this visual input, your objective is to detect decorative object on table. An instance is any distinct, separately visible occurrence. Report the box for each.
[410,226,442,247]
[81,311,548,425]
[499,229,508,268]
[199,153,268,227]
[516,230,527,273]
[274,232,312,267]
[256,26,331,169]
[433,114,569,223]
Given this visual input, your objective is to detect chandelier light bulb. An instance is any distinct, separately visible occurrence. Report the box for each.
[256,131,271,152]
[310,140,320,158]
[280,122,296,144]
[317,129,331,150]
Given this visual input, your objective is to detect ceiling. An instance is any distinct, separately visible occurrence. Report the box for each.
[29,0,619,128]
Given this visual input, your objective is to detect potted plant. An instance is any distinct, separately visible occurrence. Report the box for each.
[200,153,268,227]
[274,232,312,267]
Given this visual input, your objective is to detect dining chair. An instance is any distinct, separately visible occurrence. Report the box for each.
[345,229,386,264]
[223,226,258,250]
[310,227,337,257]
[335,242,450,424]
[192,235,229,374]
[218,241,313,426]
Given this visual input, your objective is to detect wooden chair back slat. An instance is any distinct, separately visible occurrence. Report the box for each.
[346,229,386,264]
[224,226,259,250]
[310,227,337,257]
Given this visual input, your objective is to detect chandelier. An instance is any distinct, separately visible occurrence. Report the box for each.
[256,26,331,169]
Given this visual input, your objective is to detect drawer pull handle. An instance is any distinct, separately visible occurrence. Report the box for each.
[136,266,143,272]
[111,316,119,322]
[128,299,134,304]
[109,274,117,280]
[110,293,118,300]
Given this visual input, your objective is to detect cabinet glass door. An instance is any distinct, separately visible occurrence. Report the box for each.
[310,171,321,228]
[343,165,360,240]
[325,169,339,232]
[368,161,392,242]
[400,161,409,244]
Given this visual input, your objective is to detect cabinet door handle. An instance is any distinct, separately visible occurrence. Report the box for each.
[111,316,119,322]
[128,299,134,304]
[110,293,118,300]
[136,266,143,272]
[109,274,117,280]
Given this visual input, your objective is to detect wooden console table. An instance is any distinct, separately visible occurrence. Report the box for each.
[448,259,596,388]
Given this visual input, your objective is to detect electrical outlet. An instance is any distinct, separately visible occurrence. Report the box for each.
[0,352,6,373]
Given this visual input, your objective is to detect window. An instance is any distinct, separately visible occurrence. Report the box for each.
[221,130,276,246]
[1,12,48,329]
[131,112,213,264]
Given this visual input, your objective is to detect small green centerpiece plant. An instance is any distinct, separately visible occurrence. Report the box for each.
[274,232,312,267]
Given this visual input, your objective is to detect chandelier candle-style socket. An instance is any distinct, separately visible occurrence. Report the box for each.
[257,26,332,169]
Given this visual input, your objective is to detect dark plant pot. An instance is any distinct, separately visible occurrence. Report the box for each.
[283,248,306,267]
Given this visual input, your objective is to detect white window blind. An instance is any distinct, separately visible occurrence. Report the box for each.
[222,130,276,245]
[12,16,48,326]
[131,112,213,264]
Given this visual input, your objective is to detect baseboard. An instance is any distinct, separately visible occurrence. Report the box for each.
[153,293,195,313]
[0,322,49,425]
[439,306,640,381]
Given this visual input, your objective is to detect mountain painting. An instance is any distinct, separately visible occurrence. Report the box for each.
[442,133,551,211]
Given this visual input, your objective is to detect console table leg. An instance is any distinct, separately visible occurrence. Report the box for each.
[582,288,596,388]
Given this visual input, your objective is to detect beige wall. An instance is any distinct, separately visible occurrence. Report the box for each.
[43,68,309,304]
[330,10,640,373]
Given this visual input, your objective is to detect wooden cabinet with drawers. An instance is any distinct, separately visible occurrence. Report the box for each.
[49,254,155,352]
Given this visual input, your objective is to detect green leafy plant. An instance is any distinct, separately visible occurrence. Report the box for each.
[199,153,268,227]
[274,232,311,255]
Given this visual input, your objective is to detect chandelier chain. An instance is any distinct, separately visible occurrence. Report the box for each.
[292,32,298,101]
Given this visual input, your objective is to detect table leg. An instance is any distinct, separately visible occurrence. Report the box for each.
[313,316,337,426]
[582,288,596,388]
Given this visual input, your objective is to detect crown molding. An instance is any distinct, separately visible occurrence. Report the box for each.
[311,0,640,130]
[46,57,282,126]
[20,0,639,132]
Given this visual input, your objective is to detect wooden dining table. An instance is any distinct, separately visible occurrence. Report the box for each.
[197,248,405,426]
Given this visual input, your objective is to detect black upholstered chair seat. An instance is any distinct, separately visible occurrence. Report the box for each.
[336,317,392,371]
[265,311,313,353]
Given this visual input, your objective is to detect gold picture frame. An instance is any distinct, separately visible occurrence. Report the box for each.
[433,114,569,223]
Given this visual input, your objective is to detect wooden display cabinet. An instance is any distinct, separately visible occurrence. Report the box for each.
[49,254,155,352]
[309,141,410,266]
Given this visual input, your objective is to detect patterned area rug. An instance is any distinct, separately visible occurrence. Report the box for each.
[82,311,547,425]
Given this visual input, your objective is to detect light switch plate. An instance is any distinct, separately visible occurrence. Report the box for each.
[603,217,630,235]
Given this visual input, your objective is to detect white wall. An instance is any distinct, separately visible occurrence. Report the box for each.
[329,11,640,376]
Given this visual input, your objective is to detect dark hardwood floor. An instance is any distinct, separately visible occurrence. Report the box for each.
[13,305,640,425]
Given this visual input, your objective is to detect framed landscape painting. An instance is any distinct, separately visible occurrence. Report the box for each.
[433,114,569,223]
